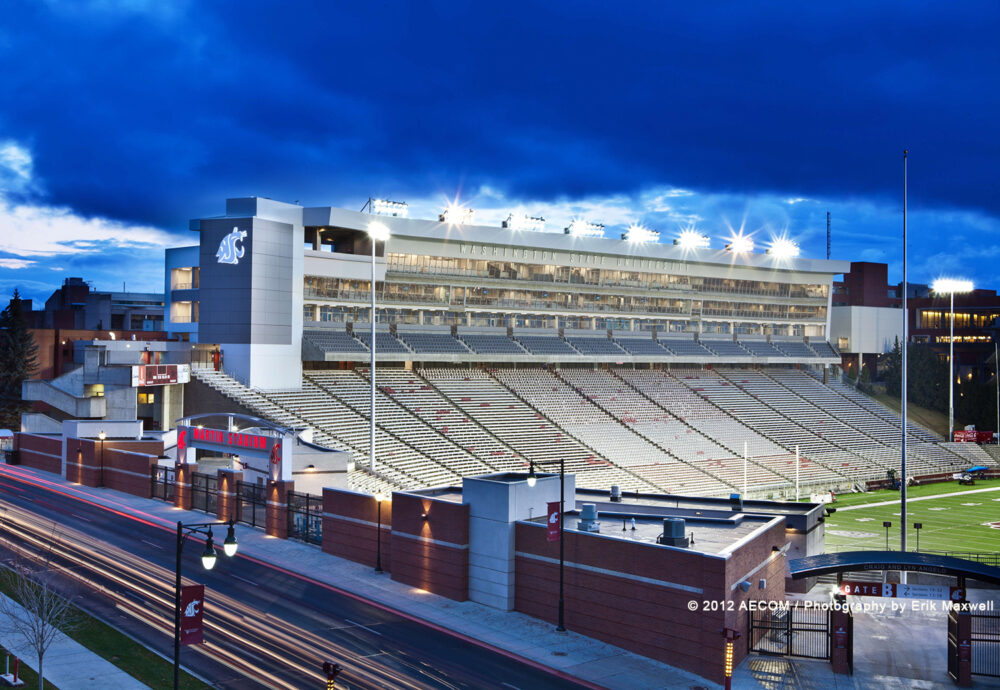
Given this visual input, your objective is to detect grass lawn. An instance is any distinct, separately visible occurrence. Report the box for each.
[0,643,57,689]
[824,478,1000,554]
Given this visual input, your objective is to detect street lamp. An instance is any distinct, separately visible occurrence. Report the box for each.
[374,491,386,573]
[526,459,567,632]
[367,221,391,473]
[174,519,238,690]
[914,522,922,552]
[98,430,106,487]
[932,278,974,441]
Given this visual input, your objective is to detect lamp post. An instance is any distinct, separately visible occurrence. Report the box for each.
[367,221,391,473]
[526,458,566,632]
[98,430,106,487]
[932,278,974,441]
[174,519,238,690]
[914,522,922,552]
[374,491,385,573]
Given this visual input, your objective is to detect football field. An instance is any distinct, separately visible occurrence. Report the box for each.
[822,479,1000,555]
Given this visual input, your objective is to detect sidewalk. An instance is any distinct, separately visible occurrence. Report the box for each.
[0,466,715,689]
[0,593,149,689]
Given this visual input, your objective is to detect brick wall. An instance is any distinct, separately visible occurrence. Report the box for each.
[514,519,787,685]
[103,448,158,497]
[322,488,392,572]
[266,480,294,539]
[390,493,469,600]
[14,433,62,475]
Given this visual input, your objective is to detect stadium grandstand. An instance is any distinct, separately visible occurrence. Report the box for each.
[163,196,996,497]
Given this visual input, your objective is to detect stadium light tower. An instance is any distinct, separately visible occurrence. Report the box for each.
[367,221,391,472]
[725,234,754,253]
[674,229,710,250]
[932,278,974,440]
[766,237,800,259]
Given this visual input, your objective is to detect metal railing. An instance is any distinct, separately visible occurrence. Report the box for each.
[287,491,323,545]
[190,472,217,515]
[151,466,175,502]
[236,481,266,529]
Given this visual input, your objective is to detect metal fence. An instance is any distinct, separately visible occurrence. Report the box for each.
[236,480,267,529]
[150,466,175,502]
[287,491,323,545]
[190,472,218,515]
[972,612,1000,677]
[749,606,830,660]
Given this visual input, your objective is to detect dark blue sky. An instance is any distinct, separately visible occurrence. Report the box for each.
[1,1,998,303]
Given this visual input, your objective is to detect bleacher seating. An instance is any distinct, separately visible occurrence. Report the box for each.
[738,340,784,357]
[396,331,471,354]
[773,340,817,358]
[565,337,627,356]
[810,341,840,357]
[657,339,713,356]
[514,335,580,356]
[354,331,411,354]
[304,329,367,354]
[459,333,527,355]
[614,337,670,356]
[701,340,748,357]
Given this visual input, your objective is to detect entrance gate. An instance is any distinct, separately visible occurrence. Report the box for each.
[150,466,175,502]
[749,606,831,660]
[236,480,266,529]
[971,612,1000,677]
[190,472,217,515]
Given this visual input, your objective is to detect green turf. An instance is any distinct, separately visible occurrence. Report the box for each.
[824,479,1000,554]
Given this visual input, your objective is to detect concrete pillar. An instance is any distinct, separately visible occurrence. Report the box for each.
[216,469,243,523]
[266,479,294,539]
[174,462,197,511]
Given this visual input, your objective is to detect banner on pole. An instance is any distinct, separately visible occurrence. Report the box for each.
[180,584,205,645]
[547,501,561,542]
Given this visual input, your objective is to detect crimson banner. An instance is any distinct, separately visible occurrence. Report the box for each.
[547,501,561,542]
[180,584,205,645]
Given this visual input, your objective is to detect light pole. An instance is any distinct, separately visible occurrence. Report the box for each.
[174,519,238,690]
[374,491,385,573]
[932,278,974,441]
[526,458,566,632]
[98,430,106,487]
[914,522,922,552]
[883,520,892,550]
[367,221,391,473]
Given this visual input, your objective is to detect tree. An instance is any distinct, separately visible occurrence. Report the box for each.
[0,289,38,430]
[0,557,78,690]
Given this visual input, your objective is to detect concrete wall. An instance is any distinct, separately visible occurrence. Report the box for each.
[390,493,469,600]
[829,305,902,354]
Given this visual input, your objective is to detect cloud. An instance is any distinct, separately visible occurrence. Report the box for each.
[0,141,36,195]
[0,258,35,269]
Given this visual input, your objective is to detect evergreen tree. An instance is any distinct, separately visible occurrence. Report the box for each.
[0,289,38,430]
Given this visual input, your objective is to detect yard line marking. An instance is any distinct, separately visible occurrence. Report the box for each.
[836,485,1000,511]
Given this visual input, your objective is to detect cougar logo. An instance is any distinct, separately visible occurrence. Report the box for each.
[184,599,201,618]
[216,227,247,265]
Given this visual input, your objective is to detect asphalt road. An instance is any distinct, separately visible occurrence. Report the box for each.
[0,469,592,690]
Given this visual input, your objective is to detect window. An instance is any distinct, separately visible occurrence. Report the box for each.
[138,392,156,405]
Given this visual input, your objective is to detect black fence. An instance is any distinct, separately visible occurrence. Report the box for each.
[236,480,267,529]
[971,612,1000,677]
[287,491,323,545]
[749,605,830,660]
[191,472,218,515]
[150,466,175,502]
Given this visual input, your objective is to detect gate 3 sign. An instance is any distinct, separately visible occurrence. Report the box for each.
[841,581,965,601]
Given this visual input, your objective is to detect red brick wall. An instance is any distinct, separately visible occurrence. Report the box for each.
[15,433,62,475]
[322,488,392,572]
[390,493,468,600]
[216,470,243,523]
[514,520,789,685]
[64,438,163,489]
[103,448,157,497]
[266,480,294,539]
[175,462,197,510]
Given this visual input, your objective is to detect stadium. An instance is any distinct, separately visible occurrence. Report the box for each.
[161,195,992,498]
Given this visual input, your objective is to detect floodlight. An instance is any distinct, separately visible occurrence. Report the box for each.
[725,235,754,253]
[622,225,660,243]
[367,221,391,242]
[932,278,974,294]
[564,220,605,238]
[674,230,710,249]
[439,204,475,225]
[767,237,800,258]
[369,198,408,217]
[502,214,546,232]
